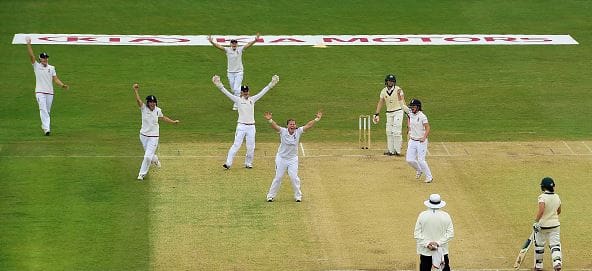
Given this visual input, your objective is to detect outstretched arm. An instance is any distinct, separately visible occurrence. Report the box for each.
[397,88,410,114]
[132,83,143,108]
[208,35,225,51]
[263,111,281,132]
[53,76,69,90]
[251,74,279,102]
[25,37,35,64]
[212,75,240,102]
[244,33,260,50]
[303,111,323,132]
[160,115,180,124]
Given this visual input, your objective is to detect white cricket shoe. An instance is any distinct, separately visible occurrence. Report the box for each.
[424,177,433,183]
[415,171,422,179]
[266,197,274,202]
[152,160,161,168]
[137,174,145,181]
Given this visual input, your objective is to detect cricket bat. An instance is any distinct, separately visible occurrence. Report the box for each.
[513,231,535,269]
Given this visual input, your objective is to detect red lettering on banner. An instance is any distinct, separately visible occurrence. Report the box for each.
[373,37,408,42]
[68,37,97,42]
[269,38,305,43]
[520,37,552,42]
[323,37,369,43]
[484,37,517,42]
[418,37,434,42]
[109,37,121,42]
[129,38,189,43]
[444,37,481,42]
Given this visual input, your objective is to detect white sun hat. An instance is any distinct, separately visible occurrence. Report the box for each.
[424,194,446,209]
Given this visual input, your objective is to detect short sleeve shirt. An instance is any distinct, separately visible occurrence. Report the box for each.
[33,62,56,94]
[140,104,163,136]
[408,111,429,140]
[225,47,244,73]
[380,86,404,112]
[277,127,304,159]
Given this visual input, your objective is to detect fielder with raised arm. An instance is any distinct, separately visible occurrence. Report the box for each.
[263,110,323,202]
[132,83,179,181]
[397,89,433,183]
[373,74,405,156]
[208,33,260,110]
[25,36,69,136]
[212,74,279,169]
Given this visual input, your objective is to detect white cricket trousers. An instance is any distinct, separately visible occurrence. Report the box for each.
[406,139,433,180]
[225,123,255,167]
[385,110,404,154]
[227,71,244,106]
[36,93,53,132]
[534,226,562,269]
[266,155,302,201]
[139,134,159,176]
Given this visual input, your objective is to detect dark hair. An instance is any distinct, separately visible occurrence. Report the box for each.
[230,39,238,44]
[241,85,249,92]
[286,119,296,125]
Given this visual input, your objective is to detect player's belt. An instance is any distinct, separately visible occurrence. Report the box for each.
[541,225,560,230]
[386,109,402,113]
[410,138,422,141]
[140,133,160,137]
[239,122,255,125]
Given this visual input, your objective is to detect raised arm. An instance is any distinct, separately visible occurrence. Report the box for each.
[132,83,143,108]
[263,111,281,132]
[243,33,260,50]
[212,75,240,102]
[251,74,279,102]
[208,35,225,51]
[25,37,35,64]
[302,111,323,132]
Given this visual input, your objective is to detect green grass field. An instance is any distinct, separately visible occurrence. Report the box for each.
[1,0,592,270]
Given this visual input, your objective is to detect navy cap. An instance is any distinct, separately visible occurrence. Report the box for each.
[39,52,49,59]
[241,85,249,92]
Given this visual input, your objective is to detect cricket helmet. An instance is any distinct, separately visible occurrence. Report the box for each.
[384,74,396,85]
[145,95,158,105]
[39,52,49,59]
[540,177,555,192]
[409,98,422,110]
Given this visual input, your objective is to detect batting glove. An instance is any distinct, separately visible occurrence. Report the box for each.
[533,222,541,233]
[373,115,379,124]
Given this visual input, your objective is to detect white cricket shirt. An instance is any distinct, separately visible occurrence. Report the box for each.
[140,104,163,137]
[276,127,304,159]
[33,62,56,94]
[225,47,244,73]
[406,110,429,140]
[414,209,454,256]
[216,84,272,124]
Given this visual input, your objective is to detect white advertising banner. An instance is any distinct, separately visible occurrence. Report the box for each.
[13,34,578,46]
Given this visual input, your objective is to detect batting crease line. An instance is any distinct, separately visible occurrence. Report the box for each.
[441,142,452,156]
[3,153,592,159]
[300,143,306,157]
[563,141,576,155]
[582,141,592,153]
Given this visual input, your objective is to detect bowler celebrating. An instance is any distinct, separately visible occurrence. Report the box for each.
[264,110,323,202]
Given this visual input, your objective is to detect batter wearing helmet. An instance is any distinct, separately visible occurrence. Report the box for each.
[532,177,562,271]
[212,74,279,169]
[373,74,405,156]
[263,110,323,202]
[25,36,69,136]
[397,90,433,183]
[208,33,260,110]
[132,83,179,181]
